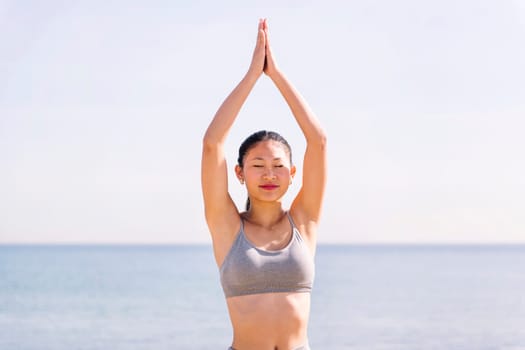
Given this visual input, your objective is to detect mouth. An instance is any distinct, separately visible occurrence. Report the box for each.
[259,184,279,190]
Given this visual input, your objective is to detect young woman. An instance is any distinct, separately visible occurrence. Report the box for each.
[201,18,327,350]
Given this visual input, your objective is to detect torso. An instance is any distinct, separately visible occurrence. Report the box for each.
[216,211,316,350]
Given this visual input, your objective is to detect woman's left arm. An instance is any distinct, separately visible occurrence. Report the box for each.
[263,20,327,224]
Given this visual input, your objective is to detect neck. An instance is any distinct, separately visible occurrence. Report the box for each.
[244,202,286,230]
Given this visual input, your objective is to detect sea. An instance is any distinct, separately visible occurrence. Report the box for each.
[1,244,524,350]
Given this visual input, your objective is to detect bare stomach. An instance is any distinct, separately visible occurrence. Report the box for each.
[225,292,311,350]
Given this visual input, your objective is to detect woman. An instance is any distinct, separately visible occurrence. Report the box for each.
[201,18,327,350]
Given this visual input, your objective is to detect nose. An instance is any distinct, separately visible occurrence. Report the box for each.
[263,168,276,179]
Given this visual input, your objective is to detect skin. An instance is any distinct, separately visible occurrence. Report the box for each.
[201,18,327,350]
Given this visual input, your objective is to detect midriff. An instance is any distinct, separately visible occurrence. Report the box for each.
[226,292,311,350]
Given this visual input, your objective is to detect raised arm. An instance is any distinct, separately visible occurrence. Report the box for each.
[263,20,327,225]
[202,19,266,243]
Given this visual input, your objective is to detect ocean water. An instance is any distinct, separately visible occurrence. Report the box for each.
[1,244,524,350]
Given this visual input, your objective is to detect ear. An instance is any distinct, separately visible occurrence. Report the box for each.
[235,164,243,181]
[290,165,297,178]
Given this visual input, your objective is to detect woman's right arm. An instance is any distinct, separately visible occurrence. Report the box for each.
[201,19,266,241]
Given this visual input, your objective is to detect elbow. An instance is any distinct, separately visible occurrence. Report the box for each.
[319,130,327,147]
[202,134,213,150]
[202,131,221,150]
[202,139,218,155]
[309,128,327,149]
[202,133,227,156]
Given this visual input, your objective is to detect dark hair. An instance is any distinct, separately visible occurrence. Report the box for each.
[237,130,292,210]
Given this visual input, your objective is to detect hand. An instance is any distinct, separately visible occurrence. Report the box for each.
[262,19,279,78]
[247,19,266,77]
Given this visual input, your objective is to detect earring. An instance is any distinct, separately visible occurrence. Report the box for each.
[240,179,244,185]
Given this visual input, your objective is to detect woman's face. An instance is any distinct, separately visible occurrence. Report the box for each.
[236,140,295,206]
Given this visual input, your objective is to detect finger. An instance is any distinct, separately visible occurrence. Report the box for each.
[263,19,270,46]
[264,30,270,54]
[257,28,265,48]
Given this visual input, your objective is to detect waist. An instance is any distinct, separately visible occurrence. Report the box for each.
[227,292,311,342]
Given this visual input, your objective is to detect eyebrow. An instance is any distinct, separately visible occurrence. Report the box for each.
[249,157,283,161]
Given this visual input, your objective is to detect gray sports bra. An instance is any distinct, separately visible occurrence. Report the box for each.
[219,212,315,298]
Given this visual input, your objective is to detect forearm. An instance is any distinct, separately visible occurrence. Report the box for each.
[203,71,260,146]
[270,70,326,144]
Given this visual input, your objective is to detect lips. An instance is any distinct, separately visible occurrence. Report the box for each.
[259,184,279,190]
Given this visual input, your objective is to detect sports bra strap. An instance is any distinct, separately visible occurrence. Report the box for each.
[286,211,297,229]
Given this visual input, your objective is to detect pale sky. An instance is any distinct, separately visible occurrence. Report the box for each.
[1,0,524,244]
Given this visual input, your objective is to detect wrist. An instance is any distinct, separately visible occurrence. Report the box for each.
[244,68,262,83]
[267,67,284,82]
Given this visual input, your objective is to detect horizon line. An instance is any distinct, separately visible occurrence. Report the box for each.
[1,242,525,247]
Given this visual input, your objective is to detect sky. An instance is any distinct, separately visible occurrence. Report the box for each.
[1,0,525,244]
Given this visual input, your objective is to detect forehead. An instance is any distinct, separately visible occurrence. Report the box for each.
[245,140,289,159]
